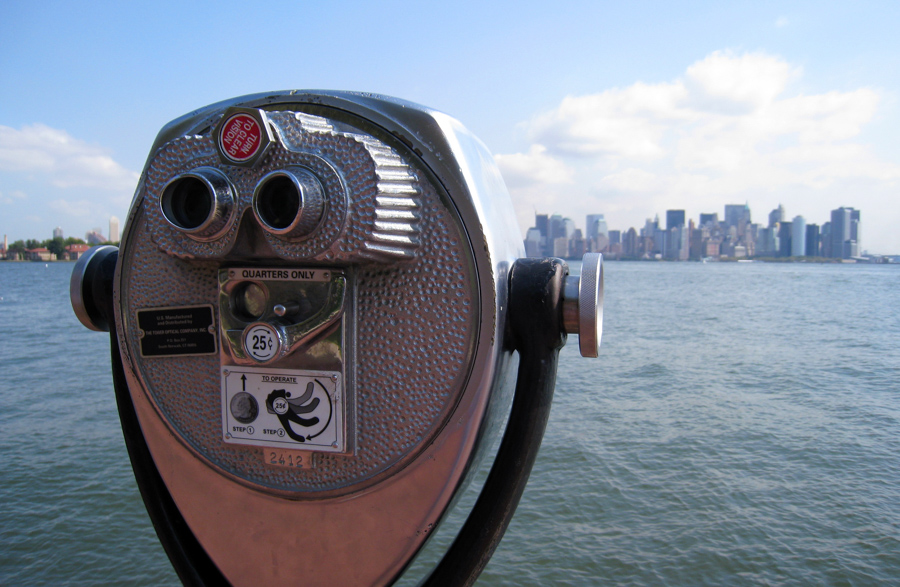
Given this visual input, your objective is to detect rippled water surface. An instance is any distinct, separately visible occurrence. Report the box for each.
[2,261,898,585]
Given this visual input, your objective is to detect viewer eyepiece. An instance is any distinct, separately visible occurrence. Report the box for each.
[160,167,235,239]
[253,167,324,239]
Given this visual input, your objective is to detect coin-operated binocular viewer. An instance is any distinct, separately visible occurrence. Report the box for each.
[71,91,603,587]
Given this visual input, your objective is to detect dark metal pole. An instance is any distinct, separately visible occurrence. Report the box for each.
[422,258,568,587]
[78,246,229,587]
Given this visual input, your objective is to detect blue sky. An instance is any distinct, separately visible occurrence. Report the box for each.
[2,0,899,252]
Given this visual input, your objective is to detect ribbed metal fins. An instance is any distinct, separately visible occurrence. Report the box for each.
[289,111,422,262]
[358,136,422,261]
[294,113,335,134]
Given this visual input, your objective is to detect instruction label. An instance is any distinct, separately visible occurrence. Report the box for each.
[221,367,344,453]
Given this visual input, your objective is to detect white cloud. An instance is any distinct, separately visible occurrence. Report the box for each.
[684,50,799,112]
[0,190,27,205]
[526,81,691,158]
[0,124,139,191]
[498,50,900,251]
[495,144,574,187]
[50,198,96,218]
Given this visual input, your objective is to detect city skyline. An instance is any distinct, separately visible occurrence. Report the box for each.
[0,213,120,253]
[525,201,875,260]
[0,202,886,259]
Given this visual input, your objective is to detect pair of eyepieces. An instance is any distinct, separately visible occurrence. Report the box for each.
[160,167,324,240]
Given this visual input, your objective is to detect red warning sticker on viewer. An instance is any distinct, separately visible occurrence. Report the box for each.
[219,113,262,162]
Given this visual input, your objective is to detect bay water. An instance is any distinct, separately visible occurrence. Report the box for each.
[1,261,898,585]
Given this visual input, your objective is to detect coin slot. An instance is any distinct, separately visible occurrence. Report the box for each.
[232,282,268,322]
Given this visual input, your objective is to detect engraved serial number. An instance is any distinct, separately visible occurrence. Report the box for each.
[267,451,308,469]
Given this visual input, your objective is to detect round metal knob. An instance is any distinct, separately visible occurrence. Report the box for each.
[70,245,119,332]
[562,253,604,357]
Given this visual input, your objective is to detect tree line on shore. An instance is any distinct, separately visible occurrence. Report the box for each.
[3,236,114,259]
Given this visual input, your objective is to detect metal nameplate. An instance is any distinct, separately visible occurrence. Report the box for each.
[137,305,217,358]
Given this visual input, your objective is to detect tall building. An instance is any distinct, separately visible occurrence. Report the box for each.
[778,222,792,257]
[724,204,751,231]
[699,213,718,227]
[569,229,586,257]
[585,214,607,240]
[524,228,542,257]
[791,216,806,257]
[806,224,820,257]
[821,222,832,258]
[830,207,861,259]
[668,226,689,260]
[623,228,638,258]
[549,214,566,240]
[563,218,576,240]
[653,226,669,257]
[86,229,106,245]
[535,214,549,238]
[109,216,120,243]
[53,226,64,239]
[666,210,685,230]
[768,205,784,228]
[755,227,771,255]
[552,237,568,258]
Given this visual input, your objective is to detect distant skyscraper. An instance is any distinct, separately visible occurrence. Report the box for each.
[778,222,792,257]
[524,228,542,257]
[724,204,751,228]
[563,218,576,240]
[768,205,784,228]
[653,227,668,257]
[535,214,549,238]
[821,222,832,258]
[549,214,565,239]
[570,229,586,257]
[723,204,751,241]
[791,216,806,257]
[109,216,120,243]
[699,213,718,226]
[552,237,568,258]
[666,210,685,230]
[668,226,689,260]
[53,226,64,239]
[830,207,860,259]
[585,214,607,240]
[806,224,820,257]
[86,229,106,245]
[623,228,638,257]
